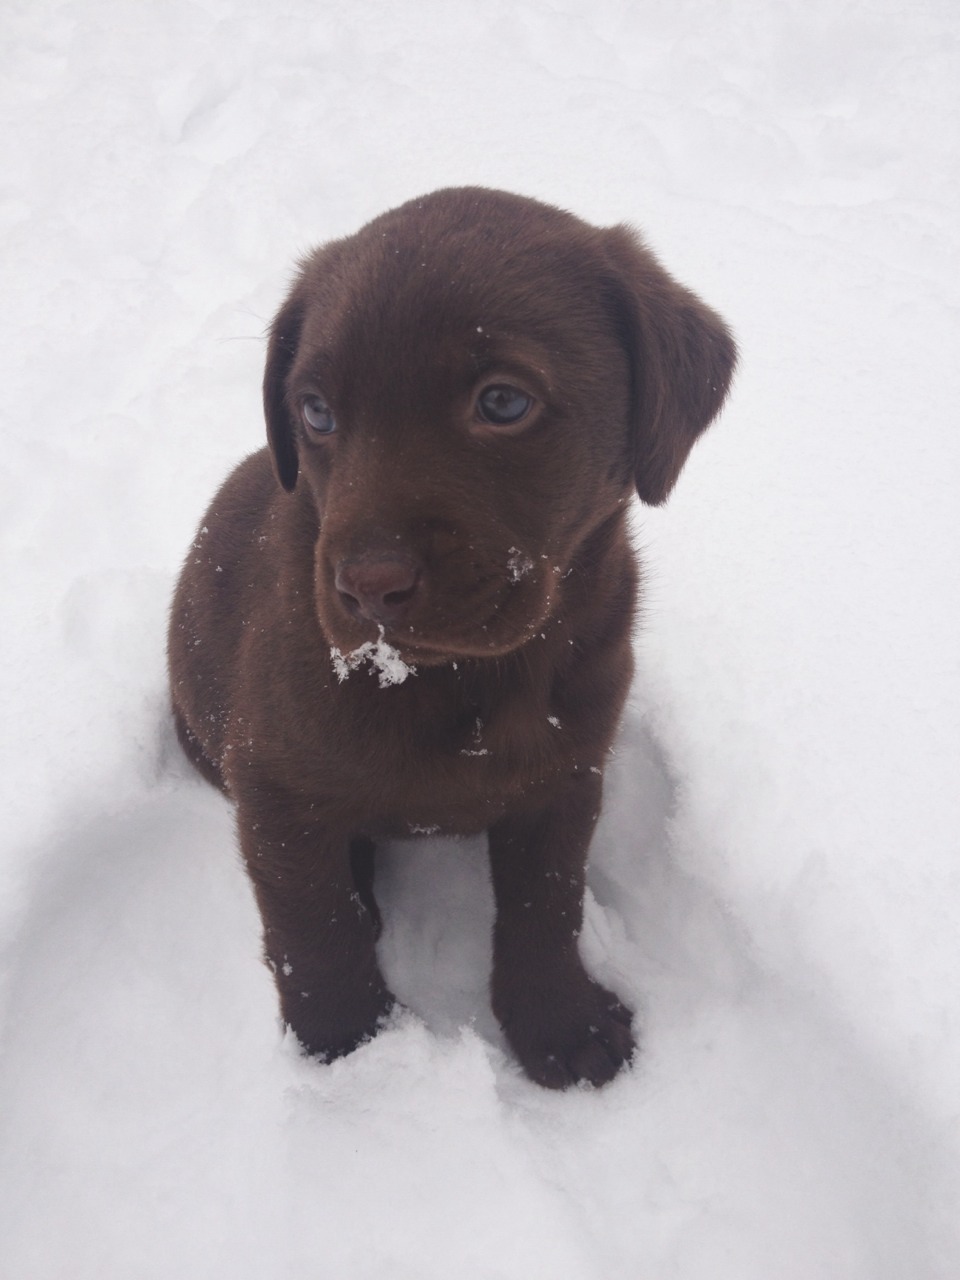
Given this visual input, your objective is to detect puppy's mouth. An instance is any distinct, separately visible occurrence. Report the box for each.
[326,607,547,668]
[378,622,539,664]
[317,556,559,667]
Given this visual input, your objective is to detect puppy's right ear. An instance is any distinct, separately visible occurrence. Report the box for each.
[263,291,304,492]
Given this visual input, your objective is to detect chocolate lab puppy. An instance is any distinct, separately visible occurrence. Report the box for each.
[168,187,735,1088]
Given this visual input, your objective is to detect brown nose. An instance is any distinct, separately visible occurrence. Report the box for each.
[334,553,422,625]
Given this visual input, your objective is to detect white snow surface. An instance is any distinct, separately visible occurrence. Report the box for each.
[2,2,959,1276]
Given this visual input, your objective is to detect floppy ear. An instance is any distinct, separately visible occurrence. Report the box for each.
[603,225,737,506]
[263,290,305,492]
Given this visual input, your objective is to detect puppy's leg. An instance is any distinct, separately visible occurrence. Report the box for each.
[488,773,635,1089]
[238,799,394,1060]
[349,835,383,939]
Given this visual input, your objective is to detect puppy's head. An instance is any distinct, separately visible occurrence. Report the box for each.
[263,188,736,663]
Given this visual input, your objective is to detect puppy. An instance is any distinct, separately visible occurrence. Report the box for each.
[168,188,735,1088]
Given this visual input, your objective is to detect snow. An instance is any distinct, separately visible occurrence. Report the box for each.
[507,547,535,582]
[331,629,418,687]
[1,1,958,1276]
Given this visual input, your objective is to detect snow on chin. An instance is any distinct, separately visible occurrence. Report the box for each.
[506,546,534,583]
[330,627,417,688]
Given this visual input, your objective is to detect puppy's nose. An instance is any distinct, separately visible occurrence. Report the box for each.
[334,553,421,625]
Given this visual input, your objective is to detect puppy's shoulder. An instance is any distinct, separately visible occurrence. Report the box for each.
[198,448,311,559]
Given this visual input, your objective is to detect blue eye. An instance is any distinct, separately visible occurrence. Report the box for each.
[302,395,336,434]
[477,384,534,426]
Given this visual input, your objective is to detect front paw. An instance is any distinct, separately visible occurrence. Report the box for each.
[282,981,396,1063]
[494,975,636,1089]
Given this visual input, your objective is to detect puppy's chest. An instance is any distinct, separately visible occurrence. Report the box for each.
[319,676,576,836]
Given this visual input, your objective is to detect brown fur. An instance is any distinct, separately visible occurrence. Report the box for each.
[168,188,736,1088]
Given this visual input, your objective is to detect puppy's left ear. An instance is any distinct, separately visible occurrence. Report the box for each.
[263,290,305,492]
[603,226,737,506]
